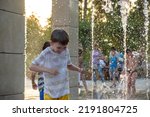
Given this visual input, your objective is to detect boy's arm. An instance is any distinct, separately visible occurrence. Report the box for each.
[31,71,36,83]
[66,49,84,73]
[29,64,59,75]
[67,64,83,73]
[31,71,37,90]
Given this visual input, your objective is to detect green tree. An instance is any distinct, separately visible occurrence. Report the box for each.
[42,17,52,40]
[25,14,51,78]
[93,0,150,56]
[79,0,92,71]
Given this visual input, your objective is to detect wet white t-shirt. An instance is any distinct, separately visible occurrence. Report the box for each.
[32,47,72,98]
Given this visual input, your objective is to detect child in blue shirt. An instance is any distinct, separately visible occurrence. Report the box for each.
[109,47,118,87]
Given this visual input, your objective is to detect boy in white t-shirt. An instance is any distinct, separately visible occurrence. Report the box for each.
[30,29,84,100]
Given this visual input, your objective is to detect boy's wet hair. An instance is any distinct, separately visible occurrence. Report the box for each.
[78,48,83,56]
[42,41,50,50]
[126,49,132,53]
[110,47,116,51]
[51,29,69,45]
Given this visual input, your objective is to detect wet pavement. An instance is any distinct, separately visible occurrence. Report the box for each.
[25,77,150,100]
[78,78,150,100]
[25,78,39,100]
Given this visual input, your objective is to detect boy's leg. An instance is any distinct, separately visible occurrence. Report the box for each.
[40,89,44,100]
[127,76,132,98]
[78,73,82,87]
[110,68,117,87]
[131,72,137,96]
[93,64,99,85]
[98,67,105,82]
[117,68,122,81]
[109,68,113,81]
[81,74,89,94]
[93,69,97,84]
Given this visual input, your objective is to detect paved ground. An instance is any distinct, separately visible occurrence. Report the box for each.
[25,78,39,100]
[79,78,150,100]
[25,78,150,100]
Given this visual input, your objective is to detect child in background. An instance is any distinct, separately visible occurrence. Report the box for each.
[31,41,50,100]
[78,48,89,94]
[98,56,106,82]
[126,49,138,98]
[109,47,118,87]
[92,45,101,85]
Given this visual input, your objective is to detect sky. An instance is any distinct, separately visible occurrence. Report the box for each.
[25,0,52,27]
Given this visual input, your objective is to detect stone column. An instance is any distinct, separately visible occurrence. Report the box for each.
[0,0,25,99]
[52,0,79,99]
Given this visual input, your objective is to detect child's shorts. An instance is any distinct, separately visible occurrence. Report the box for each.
[44,94,70,100]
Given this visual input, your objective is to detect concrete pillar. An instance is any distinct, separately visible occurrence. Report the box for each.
[52,0,79,99]
[0,0,25,99]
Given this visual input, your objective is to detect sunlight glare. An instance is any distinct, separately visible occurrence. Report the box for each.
[25,0,52,27]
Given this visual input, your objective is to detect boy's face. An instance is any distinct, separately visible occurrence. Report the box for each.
[111,50,115,56]
[127,51,132,57]
[51,42,67,54]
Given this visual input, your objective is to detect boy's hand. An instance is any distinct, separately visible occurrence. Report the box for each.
[49,68,59,75]
[32,81,37,90]
[79,68,84,74]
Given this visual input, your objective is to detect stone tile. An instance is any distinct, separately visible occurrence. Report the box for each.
[52,0,78,28]
[0,0,24,15]
[70,0,78,27]
[0,10,25,53]
[52,0,70,27]
[0,54,24,96]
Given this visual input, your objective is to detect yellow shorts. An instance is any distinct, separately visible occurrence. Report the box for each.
[44,94,70,100]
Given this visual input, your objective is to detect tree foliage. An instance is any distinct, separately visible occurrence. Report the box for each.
[79,0,150,64]
[93,0,150,56]
[25,14,51,78]
[79,0,92,68]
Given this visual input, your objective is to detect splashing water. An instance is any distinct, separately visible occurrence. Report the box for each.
[89,0,132,100]
[118,0,149,99]
[85,0,149,100]
[91,0,95,99]
[118,0,131,99]
[143,0,149,100]
[102,0,113,13]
